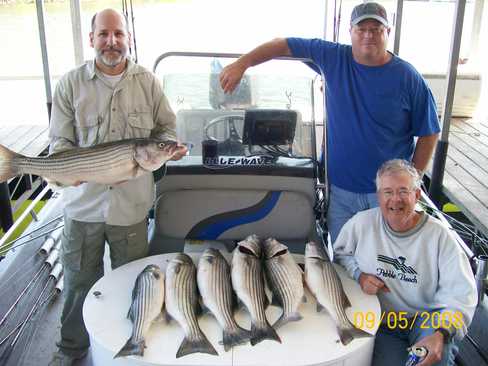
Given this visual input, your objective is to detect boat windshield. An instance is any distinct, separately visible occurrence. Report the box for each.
[154,53,322,167]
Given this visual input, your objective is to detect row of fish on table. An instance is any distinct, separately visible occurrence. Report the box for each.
[115,235,371,359]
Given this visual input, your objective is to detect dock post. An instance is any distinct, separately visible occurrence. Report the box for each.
[0,182,13,233]
[428,0,466,206]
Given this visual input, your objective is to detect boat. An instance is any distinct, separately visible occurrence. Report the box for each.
[0,1,487,365]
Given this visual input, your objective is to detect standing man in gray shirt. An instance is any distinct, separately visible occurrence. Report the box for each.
[48,8,186,365]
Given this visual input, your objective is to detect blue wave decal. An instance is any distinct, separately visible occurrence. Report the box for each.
[186,191,281,240]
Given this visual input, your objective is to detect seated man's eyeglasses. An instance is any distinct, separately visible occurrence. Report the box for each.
[380,188,414,199]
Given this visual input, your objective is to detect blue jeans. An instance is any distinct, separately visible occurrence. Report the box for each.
[372,313,458,366]
[327,184,379,244]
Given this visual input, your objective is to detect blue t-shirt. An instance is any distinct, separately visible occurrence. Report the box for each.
[287,38,440,193]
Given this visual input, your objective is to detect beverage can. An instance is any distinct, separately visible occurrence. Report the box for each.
[405,346,428,366]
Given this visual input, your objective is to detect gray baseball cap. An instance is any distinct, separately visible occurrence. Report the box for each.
[351,2,389,27]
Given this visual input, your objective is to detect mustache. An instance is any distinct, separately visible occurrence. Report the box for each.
[102,47,122,54]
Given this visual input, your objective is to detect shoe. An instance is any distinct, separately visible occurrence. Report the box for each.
[48,351,87,366]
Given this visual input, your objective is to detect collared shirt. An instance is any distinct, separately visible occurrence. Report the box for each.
[49,59,176,226]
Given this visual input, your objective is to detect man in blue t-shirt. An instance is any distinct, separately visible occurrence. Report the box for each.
[220,2,440,244]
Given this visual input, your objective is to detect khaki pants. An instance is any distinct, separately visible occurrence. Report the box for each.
[57,215,148,357]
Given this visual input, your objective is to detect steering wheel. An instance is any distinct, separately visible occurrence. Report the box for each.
[204,115,244,142]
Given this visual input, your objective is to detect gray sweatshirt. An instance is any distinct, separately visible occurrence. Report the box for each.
[334,207,477,340]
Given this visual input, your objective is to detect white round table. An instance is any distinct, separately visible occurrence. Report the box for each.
[83,253,380,366]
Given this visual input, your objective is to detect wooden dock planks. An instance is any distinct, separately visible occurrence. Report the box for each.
[0,124,50,157]
[428,118,488,238]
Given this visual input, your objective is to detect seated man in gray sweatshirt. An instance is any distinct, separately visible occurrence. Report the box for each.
[334,159,477,366]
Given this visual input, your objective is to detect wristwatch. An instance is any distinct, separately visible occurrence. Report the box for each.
[436,327,453,343]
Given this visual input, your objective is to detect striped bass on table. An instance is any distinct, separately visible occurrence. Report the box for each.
[262,238,306,329]
[0,138,184,186]
[304,241,371,345]
[231,234,281,346]
[197,248,250,351]
[165,253,218,358]
[114,264,165,358]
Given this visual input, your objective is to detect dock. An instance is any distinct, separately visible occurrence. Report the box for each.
[427,117,488,239]
[0,124,50,157]
[0,124,50,233]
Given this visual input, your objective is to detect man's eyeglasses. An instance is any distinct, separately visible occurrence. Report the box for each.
[354,26,385,36]
[380,188,414,199]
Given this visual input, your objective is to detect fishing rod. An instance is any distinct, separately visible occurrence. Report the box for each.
[2,224,64,254]
[0,225,62,302]
[0,264,62,363]
[0,275,63,354]
[333,0,337,42]
[122,0,130,54]
[0,214,62,255]
[39,220,63,254]
[0,243,59,330]
[336,0,342,42]
[130,0,138,63]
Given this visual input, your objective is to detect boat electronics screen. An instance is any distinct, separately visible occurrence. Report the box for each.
[242,109,297,146]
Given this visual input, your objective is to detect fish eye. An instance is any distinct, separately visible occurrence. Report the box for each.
[158,142,165,149]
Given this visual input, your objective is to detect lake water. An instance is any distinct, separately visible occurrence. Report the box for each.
[0,0,485,127]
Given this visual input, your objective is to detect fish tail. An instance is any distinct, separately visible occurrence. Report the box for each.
[250,321,282,346]
[338,325,372,345]
[0,144,20,182]
[222,326,252,351]
[273,311,303,329]
[113,337,145,358]
[176,333,218,358]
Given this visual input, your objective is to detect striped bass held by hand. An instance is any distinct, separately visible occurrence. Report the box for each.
[304,241,371,345]
[197,248,251,351]
[0,138,184,186]
[114,264,165,359]
[231,235,281,346]
[165,253,218,358]
[262,238,306,329]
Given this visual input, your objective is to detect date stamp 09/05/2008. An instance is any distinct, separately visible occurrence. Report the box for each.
[353,311,464,331]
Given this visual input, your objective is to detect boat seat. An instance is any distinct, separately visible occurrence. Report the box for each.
[149,188,315,254]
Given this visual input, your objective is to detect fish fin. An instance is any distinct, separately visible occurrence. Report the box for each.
[165,312,172,323]
[154,312,165,322]
[273,311,303,329]
[316,303,325,312]
[263,292,270,310]
[338,325,372,345]
[114,337,145,358]
[250,321,281,346]
[0,144,21,182]
[234,297,245,312]
[270,293,281,307]
[195,300,203,317]
[176,333,218,358]
[200,303,211,315]
[222,326,252,351]
[341,291,352,309]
